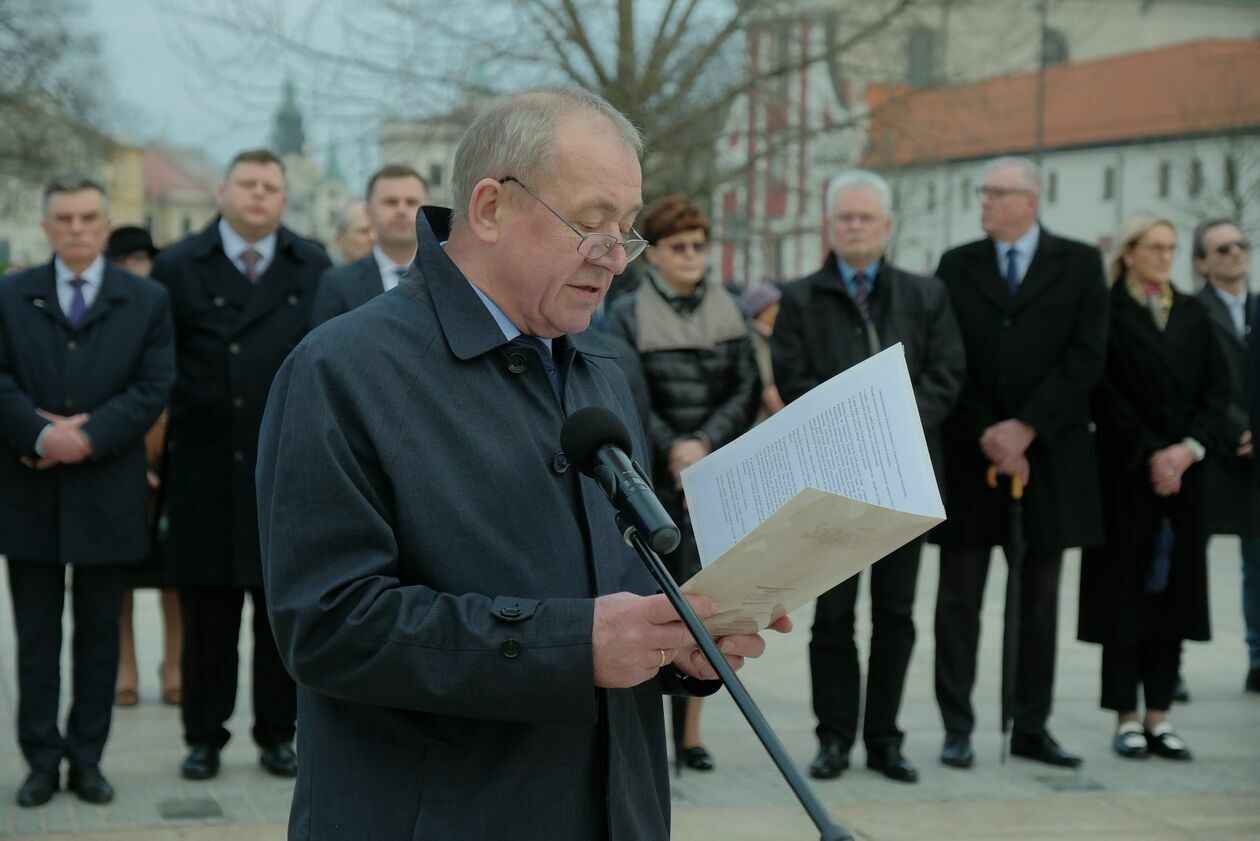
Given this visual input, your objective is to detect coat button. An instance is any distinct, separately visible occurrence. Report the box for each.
[233,451,244,463]
[288,294,299,306]
[500,639,521,658]
[63,397,74,409]
[853,327,862,335]
[213,296,226,307]
[232,396,245,409]
[228,342,241,355]
[552,453,569,474]
[499,606,522,619]
[66,340,78,351]
[998,375,1008,385]
[1002,318,1012,327]
[507,353,527,374]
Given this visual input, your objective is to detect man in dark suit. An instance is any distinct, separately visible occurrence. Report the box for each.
[0,175,174,806]
[773,170,965,784]
[150,148,332,781]
[933,157,1107,769]
[310,164,427,327]
[1192,218,1259,693]
[255,87,787,841]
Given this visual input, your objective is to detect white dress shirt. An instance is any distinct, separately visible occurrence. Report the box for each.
[219,218,277,279]
[54,255,105,318]
[373,245,413,293]
[1212,284,1248,339]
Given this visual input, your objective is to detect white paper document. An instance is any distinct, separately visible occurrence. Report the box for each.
[679,344,945,636]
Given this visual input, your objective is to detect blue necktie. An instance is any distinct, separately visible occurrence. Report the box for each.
[851,272,871,323]
[512,335,563,403]
[1004,247,1020,295]
[67,277,87,326]
[395,267,408,280]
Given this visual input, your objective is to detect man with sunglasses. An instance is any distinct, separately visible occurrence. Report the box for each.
[1192,219,1259,693]
[932,156,1108,770]
[255,87,787,841]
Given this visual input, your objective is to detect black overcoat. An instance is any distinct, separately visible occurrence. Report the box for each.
[151,219,331,587]
[1078,283,1232,645]
[309,253,384,328]
[771,254,967,489]
[1194,286,1260,536]
[256,208,717,841]
[933,229,1108,554]
[0,262,174,564]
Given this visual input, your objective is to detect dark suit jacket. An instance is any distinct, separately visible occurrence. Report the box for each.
[151,218,331,587]
[309,253,385,327]
[934,228,1108,553]
[1195,285,1259,534]
[256,208,716,841]
[772,254,967,488]
[0,262,174,564]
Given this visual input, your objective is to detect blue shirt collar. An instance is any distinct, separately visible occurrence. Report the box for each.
[465,278,552,353]
[836,256,881,297]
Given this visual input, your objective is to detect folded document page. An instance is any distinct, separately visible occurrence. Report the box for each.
[679,344,945,636]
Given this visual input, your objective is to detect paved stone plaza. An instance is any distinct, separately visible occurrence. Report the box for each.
[2,541,1258,840]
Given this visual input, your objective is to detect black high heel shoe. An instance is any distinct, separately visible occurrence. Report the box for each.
[670,697,716,774]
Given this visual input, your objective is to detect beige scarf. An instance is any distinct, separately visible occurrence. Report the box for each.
[634,274,749,354]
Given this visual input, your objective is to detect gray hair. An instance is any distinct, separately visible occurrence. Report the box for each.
[825,170,892,216]
[984,156,1042,194]
[42,173,109,218]
[335,200,367,235]
[450,86,643,227]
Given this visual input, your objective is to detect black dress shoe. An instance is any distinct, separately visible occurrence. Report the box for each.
[16,769,59,807]
[940,736,974,768]
[260,742,298,777]
[1010,731,1082,768]
[1145,724,1192,761]
[1245,667,1260,694]
[1112,722,1148,759]
[181,745,220,780]
[676,745,714,772]
[867,745,919,783]
[1172,676,1190,703]
[67,765,114,804]
[808,741,849,780]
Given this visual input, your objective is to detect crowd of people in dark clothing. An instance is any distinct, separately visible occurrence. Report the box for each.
[1,140,1256,813]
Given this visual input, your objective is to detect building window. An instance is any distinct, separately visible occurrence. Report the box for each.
[961,177,971,209]
[429,164,443,188]
[1043,28,1069,66]
[1158,161,1170,197]
[1047,171,1058,204]
[1103,167,1115,201]
[1225,154,1238,194]
[927,181,936,211]
[907,28,939,87]
[1189,158,1203,197]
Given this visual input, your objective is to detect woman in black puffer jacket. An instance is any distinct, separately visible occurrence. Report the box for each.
[604,195,761,775]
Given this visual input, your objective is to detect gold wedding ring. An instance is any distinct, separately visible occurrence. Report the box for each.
[657,648,670,669]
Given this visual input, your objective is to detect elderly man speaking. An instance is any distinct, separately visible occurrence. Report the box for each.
[256,88,789,840]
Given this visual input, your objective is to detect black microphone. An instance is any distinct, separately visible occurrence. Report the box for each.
[561,406,682,555]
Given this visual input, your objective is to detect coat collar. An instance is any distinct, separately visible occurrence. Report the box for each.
[19,261,132,333]
[409,206,615,363]
[1195,284,1248,348]
[191,216,311,267]
[963,226,1068,313]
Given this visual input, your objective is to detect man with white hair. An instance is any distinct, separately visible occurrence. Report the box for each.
[932,156,1107,770]
[773,169,965,784]
[255,87,788,840]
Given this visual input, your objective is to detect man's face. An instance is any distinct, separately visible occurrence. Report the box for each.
[490,116,642,338]
[979,164,1039,242]
[1195,223,1251,288]
[367,176,427,249]
[336,202,373,261]
[827,185,892,268]
[218,161,286,237]
[42,189,109,269]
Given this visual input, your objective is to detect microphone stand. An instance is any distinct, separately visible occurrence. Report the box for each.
[617,513,853,841]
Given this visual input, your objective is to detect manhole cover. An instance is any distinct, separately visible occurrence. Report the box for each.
[1035,775,1104,792]
[158,798,224,819]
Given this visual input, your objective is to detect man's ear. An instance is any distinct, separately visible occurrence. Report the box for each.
[465,178,505,245]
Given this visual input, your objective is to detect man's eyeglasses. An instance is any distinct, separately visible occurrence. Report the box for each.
[1214,239,1251,256]
[499,177,648,263]
[664,241,709,256]
[976,186,1034,200]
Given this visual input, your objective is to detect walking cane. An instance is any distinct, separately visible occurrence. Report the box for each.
[987,466,1025,764]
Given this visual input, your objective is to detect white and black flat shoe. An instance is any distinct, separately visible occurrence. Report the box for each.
[1146,722,1192,761]
[1113,721,1147,759]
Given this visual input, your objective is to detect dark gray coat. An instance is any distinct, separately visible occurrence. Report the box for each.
[1195,285,1259,535]
[0,262,174,564]
[771,254,967,488]
[934,229,1109,554]
[151,219,331,587]
[256,208,715,841]
[309,253,385,327]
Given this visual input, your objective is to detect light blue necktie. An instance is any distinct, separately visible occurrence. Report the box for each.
[67,277,87,326]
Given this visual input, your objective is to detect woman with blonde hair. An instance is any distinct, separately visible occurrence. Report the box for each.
[1078,213,1231,761]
